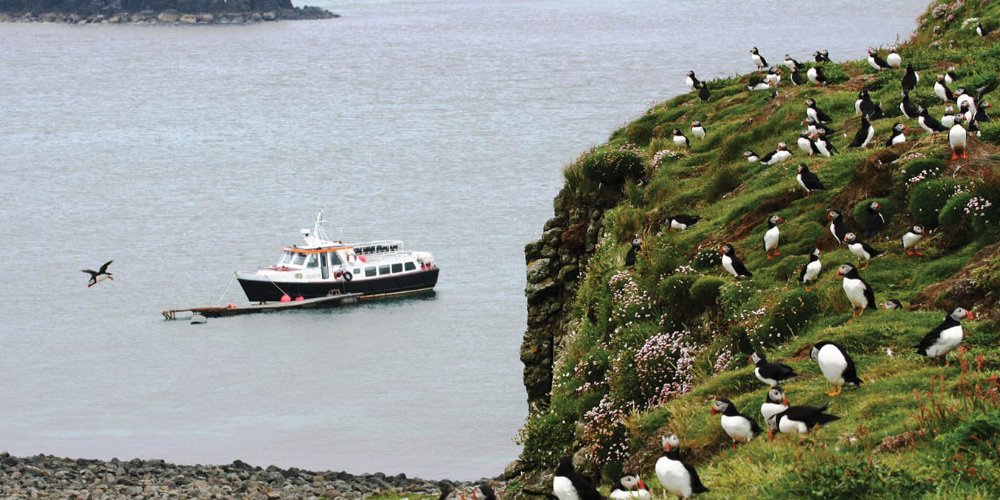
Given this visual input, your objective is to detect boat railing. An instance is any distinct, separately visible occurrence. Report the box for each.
[351,240,406,256]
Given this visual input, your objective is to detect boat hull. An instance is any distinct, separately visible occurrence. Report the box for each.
[238,268,439,303]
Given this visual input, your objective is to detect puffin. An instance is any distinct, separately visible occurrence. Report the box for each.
[954,82,998,115]
[609,474,650,500]
[854,89,872,115]
[743,150,760,163]
[863,201,886,237]
[917,105,948,134]
[843,232,882,269]
[806,66,827,86]
[665,214,701,231]
[751,351,796,386]
[473,485,497,500]
[848,115,875,148]
[762,215,784,260]
[949,114,968,159]
[975,101,992,123]
[805,98,832,123]
[901,63,919,92]
[625,238,641,267]
[803,116,833,137]
[720,244,752,279]
[795,164,825,195]
[899,91,919,120]
[761,386,790,423]
[916,307,975,362]
[811,341,863,397]
[945,66,959,85]
[882,299,903,311]
[656,434,709,499]
[827,210,851,244]
[901,225,925,256]
[789,66,805,86]
[699,84,711,102]
[960,100,976,124]
[799,248,822,291]
[691,121,706,140]
[813,49,831,63]
[711,398,761,448]
[783,54,803,71]
[977,21,988,37]
[750,46,768,71]
[934,74,954,103]
[797,130,820,156]
[767,404,840,438]
[885,122,906,147]
[941,106,957,128]
[760,142,792,165]
[866,48,890,71]
[82,260,114,287]
[686,71,703,91]
[553,456,604,500]
[672,128,690,149]
[837,263,876,322]
[886,47,902,68]
[814,129,837,157]
[764,66,782,87]
[747,77,773,91]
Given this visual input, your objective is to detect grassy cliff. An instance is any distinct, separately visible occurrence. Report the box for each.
[513,0,1000,497]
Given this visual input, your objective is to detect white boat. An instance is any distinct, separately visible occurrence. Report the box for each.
[236,212,439,302]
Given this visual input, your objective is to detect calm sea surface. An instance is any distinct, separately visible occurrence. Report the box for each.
[0,0,927,479]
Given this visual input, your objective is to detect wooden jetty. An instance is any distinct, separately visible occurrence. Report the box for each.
[161,293,362,320]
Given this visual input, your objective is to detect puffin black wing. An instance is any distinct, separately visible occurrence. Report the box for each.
[758,150,776,164]
[860,277,877,309]
[732,256,753,278]
[683,461,710,494]
[674,214,701,226]
[699,84,711,102]
[570,474,605,500]
[801,170,825,190]
[864,211,886,237]
[975,81,999,102]
[98,260,113,274]
[817,108,833,123]
[915,316,957,354]
[759,361,796,382]
[786,404,840,427]
[860,241,882,257]
[81,269,98,277]
[848,117,872,148]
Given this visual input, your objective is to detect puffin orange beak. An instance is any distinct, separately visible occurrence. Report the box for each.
[710,407,718,416]
[827,213,833,220]
[967,311,975,320]
[783,396,789,405]
[638,478,647,491]
[778,217,786,223]
[719,247,726,254]
[664,442,672,452]
[836,271,843,278]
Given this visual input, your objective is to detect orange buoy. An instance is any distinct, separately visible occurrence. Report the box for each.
[226,303,238,310]
[295,295,305,301]
[280,294,291,302]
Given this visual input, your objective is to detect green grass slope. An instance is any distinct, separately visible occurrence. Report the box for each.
[513,1,1000,497]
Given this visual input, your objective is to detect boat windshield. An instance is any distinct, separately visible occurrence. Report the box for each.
[292,253,307,266]
[278,251,293,265]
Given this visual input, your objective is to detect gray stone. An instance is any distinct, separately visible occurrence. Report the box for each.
[525,258,551,284]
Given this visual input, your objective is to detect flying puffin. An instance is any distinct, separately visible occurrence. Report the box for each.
[901,225,925,256]
[743,150,760,163]
[882,299,903,311]
[720,244,752,279]
[949,114,968,159]
[750,47,768,71]
[945,66,959,85]
[901,63,919,92]
[900,91,919,120]
[813,49,831,63]
[848,115,875,148]
[917,105,948,134]
[828,210,851,244]
[795,164,825,196]
[656,434,709,500]
[767,404,840,438]
[711,398,761,448]
[783,54,804,71]
[863,201,886,237]
[934,74,954,103]
[797,130,820,156]
[843,232,882,269]
[762,215,784,260]
[686,71,703,92]
[665,214,701,231]
[799,248,822,291]
[553,456,604,500]
[761,386,790,423]
[699,84,711,102]
[866,48,890,71]
[806,66,827,86]
[672,128,690,149]
[811,341,863,397]
[609,473,650,500]
[837,263,876,322]
[885,122,906,147]
[691,121,706,140]
[625,238,641,267]
[82,260,114,287]
[751,351,796,386]
[805,99,832,123]
[916,307,975,362]
[760,142,792,165]
[886,47,902,68]
[814,129,837,157]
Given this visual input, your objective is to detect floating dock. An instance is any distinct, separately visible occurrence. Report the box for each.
[161,293,362,320]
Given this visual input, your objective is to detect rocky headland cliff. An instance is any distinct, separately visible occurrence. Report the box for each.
[0,0,337,24]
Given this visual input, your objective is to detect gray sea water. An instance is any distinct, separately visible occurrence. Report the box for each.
[0,0,927,479]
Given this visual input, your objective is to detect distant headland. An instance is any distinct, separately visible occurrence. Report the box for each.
[0,0,339,24]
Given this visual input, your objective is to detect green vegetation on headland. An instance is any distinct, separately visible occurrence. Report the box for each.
[0,0,337,24]
[513,0,1000,497]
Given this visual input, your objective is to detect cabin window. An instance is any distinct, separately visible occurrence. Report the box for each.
[328,252,342,265]
[353,268,361,275]
[379,265,391,275]
[404,262,416,271]
[391,263,403,273]
[365,267,376,277]
[293,253,307,266]
[278,252,293,265]
[306,255,319,268]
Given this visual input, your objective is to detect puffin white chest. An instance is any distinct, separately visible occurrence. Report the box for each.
[771,150,791,164]
[692,127,706,139]
[764,227,780,251]
[670,220,687,230]
[761,402,788,422]
[721,255,736,276]
[778,416,809,434]
[798,137,814,154]
[553,476,580,500]
[927,325,964,358]
[673,135,688,147]
[842,277,869,309]
[903,232,923,249]
[950,125,967,149]
[817,345,848,385]
[721,414,754,441]
[655,457,692,499]
[892,132,906,145]
[803,260,821,283]
[847,242,871,260]
[796,174,807,190]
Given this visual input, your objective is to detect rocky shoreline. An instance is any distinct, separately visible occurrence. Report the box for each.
[0,452,482,498]
[0,7,337,24]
